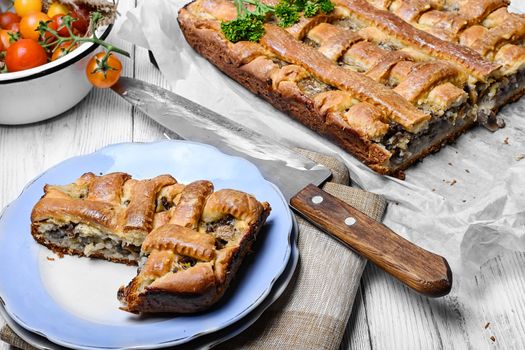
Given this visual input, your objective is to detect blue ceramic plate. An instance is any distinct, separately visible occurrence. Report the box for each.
[0,141,293,349]
[0,213,299,350]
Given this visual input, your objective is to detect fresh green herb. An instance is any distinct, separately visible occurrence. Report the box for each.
[274,1,299,27]
[221,13,266,43]
[221,0,334,42]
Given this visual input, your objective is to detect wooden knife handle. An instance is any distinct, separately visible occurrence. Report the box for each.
[290,184,452,297]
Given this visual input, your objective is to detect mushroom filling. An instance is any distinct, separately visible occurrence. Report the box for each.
[34,221,141,262]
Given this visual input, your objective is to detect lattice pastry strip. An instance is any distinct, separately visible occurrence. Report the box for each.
[31,173,271,313]
[365,0,525,75]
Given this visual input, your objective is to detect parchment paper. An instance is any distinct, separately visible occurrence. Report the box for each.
[117,0,525,292]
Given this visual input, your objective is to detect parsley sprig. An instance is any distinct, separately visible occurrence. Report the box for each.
[221,0,334,43]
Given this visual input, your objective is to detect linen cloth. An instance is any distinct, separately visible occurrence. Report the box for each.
[1,149,387,350]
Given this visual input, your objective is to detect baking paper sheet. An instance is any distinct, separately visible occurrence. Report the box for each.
[117,0,525,287]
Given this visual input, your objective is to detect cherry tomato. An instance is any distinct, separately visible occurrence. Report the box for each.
[9,22,20,32]
[0,28,19,49]
[0,36,3,51]
[5,38,47,72]
[13,0,42,17]
[47,2,69,18]
[85,52,122,88]
[70,7,89,36]
[20,12,49,41]
[0,12,21,30]
[51,14,69,36]
[41,20,58,46]
[51,41,78,61]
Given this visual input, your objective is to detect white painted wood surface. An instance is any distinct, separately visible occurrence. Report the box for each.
[1,1,525,349]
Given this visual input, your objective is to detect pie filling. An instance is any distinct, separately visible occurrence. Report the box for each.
[476,69,525,130]
[33,221,141,263]
[133,217,239,295]
[384,104,472,167]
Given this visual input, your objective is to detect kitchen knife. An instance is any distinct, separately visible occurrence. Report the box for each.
[112,77,452,297]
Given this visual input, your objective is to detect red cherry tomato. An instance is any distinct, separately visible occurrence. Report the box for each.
[85,52,122,88]
[70,7,89,36]
[5,38,47,72]
[41,20,58,46]
[51,14,69,36]
[0,12,21,30]
[19,11,49,41]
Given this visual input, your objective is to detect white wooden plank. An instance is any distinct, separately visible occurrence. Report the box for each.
[342,286,372,350]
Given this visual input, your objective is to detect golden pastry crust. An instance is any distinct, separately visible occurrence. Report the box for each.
[31,172,271,313]
[364,0,525,79]
[178,0,484,177]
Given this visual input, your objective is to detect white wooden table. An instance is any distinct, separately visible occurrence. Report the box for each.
[2,1,525,348]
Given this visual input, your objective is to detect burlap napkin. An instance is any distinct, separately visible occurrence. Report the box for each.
[0,149,386,350]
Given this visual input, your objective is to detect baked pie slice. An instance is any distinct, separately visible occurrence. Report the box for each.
[31,172,271,313]
[177,0,523,177]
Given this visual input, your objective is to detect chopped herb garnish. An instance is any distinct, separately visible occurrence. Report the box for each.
[221,0,334,42]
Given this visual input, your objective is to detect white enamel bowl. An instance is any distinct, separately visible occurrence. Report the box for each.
[0,2,112,125]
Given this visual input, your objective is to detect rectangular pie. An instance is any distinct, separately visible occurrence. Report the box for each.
[177,0,523,177]
[31,172,271,313]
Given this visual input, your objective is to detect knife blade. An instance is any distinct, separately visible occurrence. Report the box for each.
[112,77,452,297]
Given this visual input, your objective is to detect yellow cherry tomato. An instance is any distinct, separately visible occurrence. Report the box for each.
[20,12,49,41]
[47,2,69,18]
[14,0,42,17]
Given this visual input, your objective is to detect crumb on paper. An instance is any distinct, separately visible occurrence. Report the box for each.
[46,256,55,261]
[432,188,436,192]
[465,169,470,173]
[490,336,496,342]
[57,252,64,258]
[448,162,453,166]
[514,153,525,161]
[462,200,466,203]
[485,322,490,329]
[450,179,457,186]
[503,137,509,145]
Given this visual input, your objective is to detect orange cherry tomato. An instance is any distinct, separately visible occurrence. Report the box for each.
[0,28,19,49]
[85,52,123,88]
[13,0,42,17]
[5,38,47,72]
[47,2,69,18]
[51,41,78,61]
[20,12,49,41]
[0,12,21,30]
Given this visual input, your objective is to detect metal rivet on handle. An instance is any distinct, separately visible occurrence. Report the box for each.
[312,195,324,204]
[344,217,356,226]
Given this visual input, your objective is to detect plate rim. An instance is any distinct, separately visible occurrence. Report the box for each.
[0,140,294,349]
